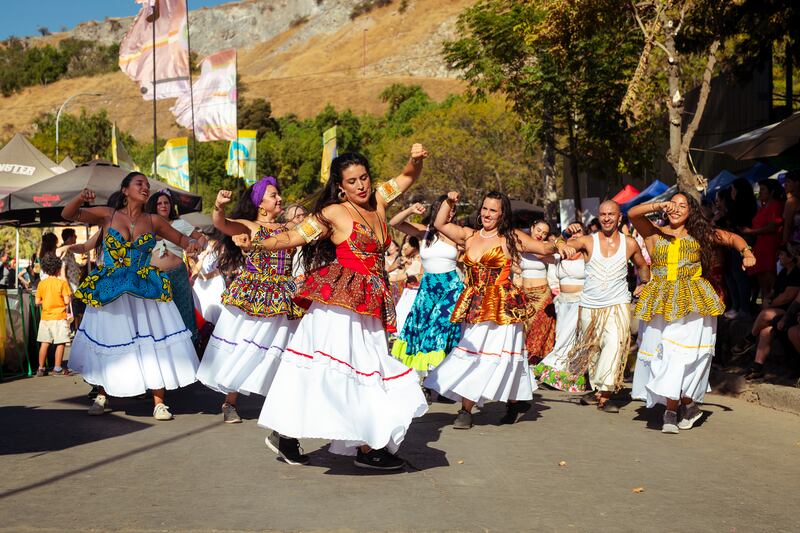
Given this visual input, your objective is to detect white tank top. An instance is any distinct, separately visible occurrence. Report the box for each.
[519,252,549,280]
[419,238,458,274]
[555,256,585,286]
[580,232,630,308]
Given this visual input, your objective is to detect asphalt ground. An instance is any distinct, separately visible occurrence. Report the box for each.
[1,374,799,532]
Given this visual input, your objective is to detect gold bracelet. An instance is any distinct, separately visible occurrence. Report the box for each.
[740,245,752,256]
[554,237,566,245]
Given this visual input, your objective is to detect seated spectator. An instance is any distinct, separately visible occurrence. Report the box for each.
[35,255,72,376]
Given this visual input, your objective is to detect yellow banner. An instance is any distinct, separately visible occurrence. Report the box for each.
[320,126,337,184]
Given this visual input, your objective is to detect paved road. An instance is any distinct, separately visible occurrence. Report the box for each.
[1,375,799,532]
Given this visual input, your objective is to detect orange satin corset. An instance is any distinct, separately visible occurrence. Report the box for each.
[450,246,527,325]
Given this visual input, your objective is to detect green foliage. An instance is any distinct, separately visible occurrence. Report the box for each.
[30,107,116,163]
[0,38,119,96]
[238,97,279,140]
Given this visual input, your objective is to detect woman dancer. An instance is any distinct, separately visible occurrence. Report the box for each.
[245,145,429,470]
[519,220,557,364]
[147,191,206,343]
[390,198,464,374]
[61,173,200,419]
[424,191,573,429]
[195,177,304,424]
[629,193,755,433]
[393,235,423,334]
[533,225,587,391]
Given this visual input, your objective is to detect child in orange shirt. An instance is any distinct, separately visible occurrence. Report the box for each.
[35,255,72,376]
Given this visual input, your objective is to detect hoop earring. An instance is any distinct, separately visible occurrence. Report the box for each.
[258,207,269,216]
[338,189,346,201]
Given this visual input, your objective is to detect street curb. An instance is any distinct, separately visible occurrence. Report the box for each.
[710,369,800,416]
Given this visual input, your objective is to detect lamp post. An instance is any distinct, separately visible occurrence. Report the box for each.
[55,92,102,160]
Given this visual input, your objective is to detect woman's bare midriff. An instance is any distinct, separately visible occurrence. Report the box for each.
[521,278,549,289]
[559,284,583,293]
[150,251,184,272]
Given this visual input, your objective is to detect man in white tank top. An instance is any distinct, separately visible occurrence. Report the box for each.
[564,201,650,412]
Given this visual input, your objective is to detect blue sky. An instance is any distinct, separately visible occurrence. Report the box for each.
[0,0,233,40]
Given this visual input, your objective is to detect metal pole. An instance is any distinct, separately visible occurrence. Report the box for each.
[55,92,102,161]
[152,1,159,175]
[14,228,19,289]
[185,0,199,194]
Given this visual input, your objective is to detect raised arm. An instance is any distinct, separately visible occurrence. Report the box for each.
[212,190,250,237]
[715,229,756,269]
[68,231,102,255]
[235,211,334,253]
[628,201,668,238]
[629,237,651,283]
[61,189,110,226]
[389,202,427,239]
[152,215,200,255]
[433,191,472,246]
[375,143,428,209]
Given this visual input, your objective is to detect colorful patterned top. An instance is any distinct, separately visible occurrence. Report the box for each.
[294,221,397,332]
[451,246,527,325]
[635,235,724,322]
[74,227,171,308]
[221,225,304,319]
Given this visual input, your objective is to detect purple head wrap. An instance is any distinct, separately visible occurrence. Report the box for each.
[251,176,279,207]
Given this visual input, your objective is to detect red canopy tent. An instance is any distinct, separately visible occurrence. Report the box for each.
[611,184,640,204]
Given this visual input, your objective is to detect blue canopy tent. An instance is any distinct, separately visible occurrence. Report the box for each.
[704,170,738,201]
[739,162,777,183]
[649,184,678,204]
[621,179,669,213]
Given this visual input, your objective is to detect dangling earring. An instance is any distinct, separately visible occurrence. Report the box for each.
[338,189,346,201]
[258,206,269,216]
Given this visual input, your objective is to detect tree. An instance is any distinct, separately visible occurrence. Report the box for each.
[443,0,650,218]
[31,108,114,163]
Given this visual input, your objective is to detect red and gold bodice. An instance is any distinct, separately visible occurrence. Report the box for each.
[294,221,397,331]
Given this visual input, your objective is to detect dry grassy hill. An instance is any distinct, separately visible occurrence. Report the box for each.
[0,0,473,142]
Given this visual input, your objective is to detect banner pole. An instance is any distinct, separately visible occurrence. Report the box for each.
[151,0,158,176]
[185,0,198,194]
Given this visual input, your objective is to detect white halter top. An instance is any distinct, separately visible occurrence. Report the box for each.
[580,232,630,308]
[420,238,458,274]
[554,255,585,286]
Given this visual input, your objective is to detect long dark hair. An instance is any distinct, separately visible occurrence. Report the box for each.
[730,178,757,228]
[680,192,722,275]
[482,191,520,265]
[112,172,146,210]
[217,185,260,276]
[758,178,785,203]
[303,152,372,271]
[145,191,178,220]
[422,194,448,247]
[39,232,58,258]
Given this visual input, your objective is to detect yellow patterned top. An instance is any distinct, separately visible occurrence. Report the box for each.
[635,235,724,322]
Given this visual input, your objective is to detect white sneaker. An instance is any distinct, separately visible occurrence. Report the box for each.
[153,403,173,421]
[88,394,107,416]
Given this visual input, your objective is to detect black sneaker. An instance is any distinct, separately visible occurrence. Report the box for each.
[265,431,310,465]
[354,448,405,471]
[453,409,473,429]
[731,337,756,356]
[499,401,531,424]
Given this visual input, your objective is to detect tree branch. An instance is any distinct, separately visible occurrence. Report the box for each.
[680,39,720,156]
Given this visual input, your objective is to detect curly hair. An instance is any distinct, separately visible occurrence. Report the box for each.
[482,191,521,265]
[40,254,62,276]
[302,152,373,271]
[678,192,722,275]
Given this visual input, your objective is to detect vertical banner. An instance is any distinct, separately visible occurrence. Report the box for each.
[320,126,337,184]
[155,137,190,191]
[111,122,140,171]
[226,129,258,186]
[118,0,191,100]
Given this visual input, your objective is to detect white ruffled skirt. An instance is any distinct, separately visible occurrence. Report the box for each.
[196,305,299,396]
[192,275,225,324]
[539,291,581,371]
[257,303,428,456]
[394,288,419,334]
[69,294,199,397]
[636,313,716,407]
[424,321,535,406]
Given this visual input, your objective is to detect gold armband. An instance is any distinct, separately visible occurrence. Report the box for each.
[740,245,753,256]
[297,216,323,243]
[376,178,401,204]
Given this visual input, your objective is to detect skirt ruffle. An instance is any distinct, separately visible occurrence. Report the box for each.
[69,294,198,397]
[196,305,299,396]
[638,313,716,407]
[394,288,418,334]
[257,303,428,455]
[423,321,535,406]
[192,275,225,324]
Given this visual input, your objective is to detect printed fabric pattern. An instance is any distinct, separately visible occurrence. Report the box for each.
[636,235,724,322]
[294,221,396,332]
[451,246,527,325]
[221,225,304,319]
[75,227,171,307]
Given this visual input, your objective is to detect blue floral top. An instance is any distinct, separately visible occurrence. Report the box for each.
[74,227,172,308]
